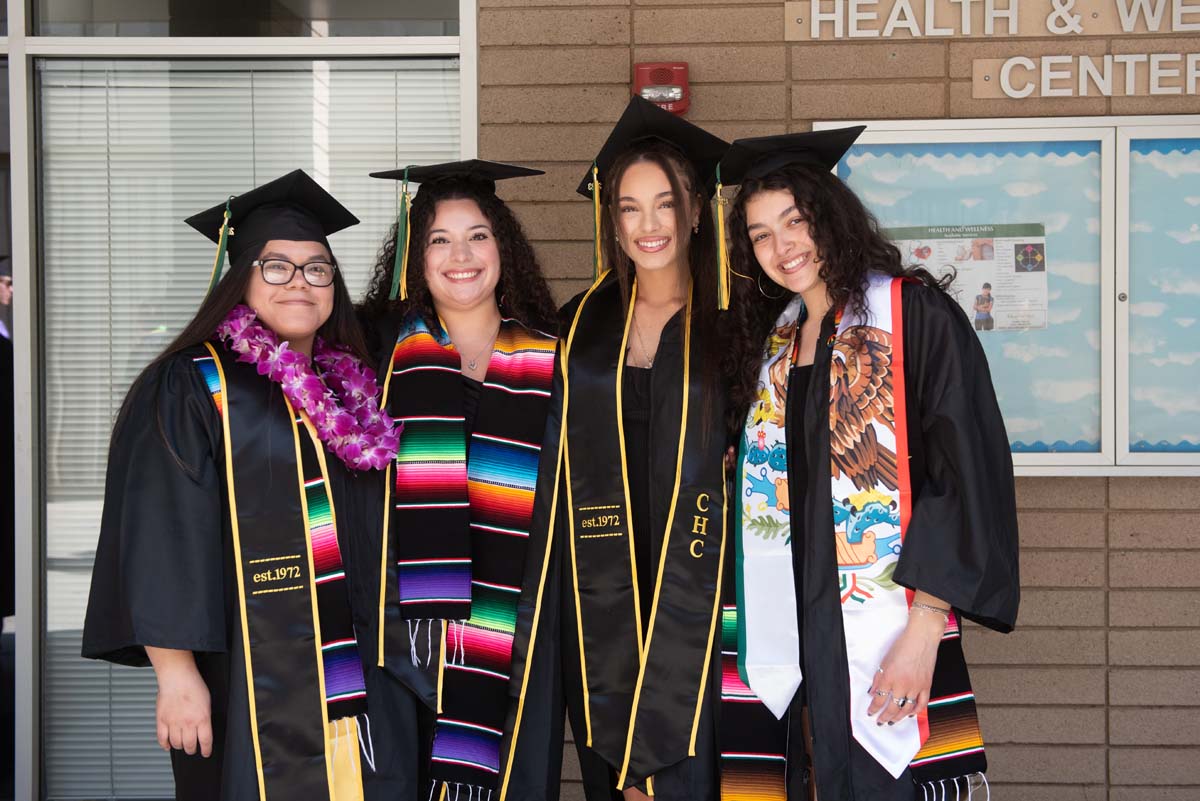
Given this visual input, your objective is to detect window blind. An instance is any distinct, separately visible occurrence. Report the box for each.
[38,57,460,799]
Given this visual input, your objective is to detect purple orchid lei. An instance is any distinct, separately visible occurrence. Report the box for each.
[215,304,400,471]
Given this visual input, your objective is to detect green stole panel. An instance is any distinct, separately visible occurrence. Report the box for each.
[558,274,727,791]
[202,342,344,800]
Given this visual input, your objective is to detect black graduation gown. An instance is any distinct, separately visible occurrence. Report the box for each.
[81,346,382,801]
[505,296,721,801]
[783,283,1020,801]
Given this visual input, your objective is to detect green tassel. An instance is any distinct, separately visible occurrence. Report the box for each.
[388,167,412,301]
[206,196,233,296]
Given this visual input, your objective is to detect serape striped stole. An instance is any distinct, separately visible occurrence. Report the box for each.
[380,315,556,794]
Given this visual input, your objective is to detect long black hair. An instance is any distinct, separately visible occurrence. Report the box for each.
[599,141,722,397]
[359,178,559,341]
[722,163,951,435]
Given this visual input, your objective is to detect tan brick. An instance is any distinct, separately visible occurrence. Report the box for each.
[689,84,787,122]
[509,202,593,241]
[1110,746,1200,784]
[1111,511,1200,549]
[1111,630,1200,666]
[964,629,1105,666]
[479,9,630,47]
[694,121,788,141]
[1112,708,1200,745]
[632,7,780,44]
[988,787,1105,801]
[1111,551,1200,588]
[635,0,775,4]
[1110,668,1200,706]
[1113,92,1200,114]
[1018,511,1106,549]
[632,45,786,84]
[978,706,1105,744]
[949,37,1107,79]
[481,86,630,124]
[1016,477,1106,510]
[985,744,1106,784]
[480,48,630,87]
[1019,589,1105,627]
[1112,35,1200,55]
[793,41,946,80]
[551,278,592,306]
[480,124,610,162]
[496,163,591,204]
[973,667,1106,706]
[1021,550,1105,588]
[533,241,592,281]
[1110,790,1200,801]
[949,81,1108,118]
[1110,590,1200,627]
[1111,477,1200,510]
[482,0,622,5]
[793,81,945,120]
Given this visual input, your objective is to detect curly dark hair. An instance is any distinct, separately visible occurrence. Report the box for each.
[721,163,952,435]
[599,141,721,397]
[359,177,559,343]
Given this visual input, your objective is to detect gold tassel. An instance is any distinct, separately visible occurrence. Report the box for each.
[205,197,234,296]
[591,163,604,283]
[389,168,413,301]
[714,170,730,310]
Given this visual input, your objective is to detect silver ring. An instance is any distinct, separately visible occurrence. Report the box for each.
[874,689,889,697]
[894,697,910,708]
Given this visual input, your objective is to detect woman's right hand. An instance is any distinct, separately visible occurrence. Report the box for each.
[145,646,213,757]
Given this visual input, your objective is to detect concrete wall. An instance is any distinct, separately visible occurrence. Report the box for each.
[477,4,1200,797]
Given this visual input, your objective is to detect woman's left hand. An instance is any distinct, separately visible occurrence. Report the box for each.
[866,606,945,726]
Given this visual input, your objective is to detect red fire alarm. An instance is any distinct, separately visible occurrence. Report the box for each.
[633,62,689,115]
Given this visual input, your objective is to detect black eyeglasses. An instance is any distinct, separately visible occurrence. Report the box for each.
[252,258,338,287]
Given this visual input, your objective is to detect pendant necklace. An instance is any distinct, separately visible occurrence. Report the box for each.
[461,320,501,372]
[631,315,655,368]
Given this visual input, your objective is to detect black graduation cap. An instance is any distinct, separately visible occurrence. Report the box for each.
[575,96,730,200]
[184,169,359,294]
[370,159,544,194]
[369,159,545,301]
[718,125,866,186]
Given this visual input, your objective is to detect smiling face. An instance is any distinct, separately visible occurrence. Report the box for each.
[422,197,501,315]
[744,188,824,297]
[0,276,11,306]
[615,159,698,276]
[242,239,335,350]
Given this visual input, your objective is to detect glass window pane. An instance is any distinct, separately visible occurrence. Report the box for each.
[38,57,460,799]
[1128,136,1200,453]
[36,0,458,36]
[840,139,1105,454]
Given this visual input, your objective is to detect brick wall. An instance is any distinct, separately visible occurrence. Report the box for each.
[477,5,1200,797]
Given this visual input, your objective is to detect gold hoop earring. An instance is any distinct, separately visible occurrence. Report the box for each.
[757,271,785,299]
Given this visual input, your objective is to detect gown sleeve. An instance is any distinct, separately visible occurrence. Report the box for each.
[891,283,1020,633]
[81,350,229,666]
[501,339,566,801]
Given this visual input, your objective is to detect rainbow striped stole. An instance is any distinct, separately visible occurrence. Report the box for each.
[193,353,368,722]
[719,604,788,801]
[381,315,556,794]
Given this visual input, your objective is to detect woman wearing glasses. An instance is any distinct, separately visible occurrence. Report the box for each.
[354,161,560,801]
[83,170,400,801]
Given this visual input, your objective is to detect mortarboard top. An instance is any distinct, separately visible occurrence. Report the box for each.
[717,126,866,186]
[370,160,544,194]
[184,169,359,265]
[575,96,730,200]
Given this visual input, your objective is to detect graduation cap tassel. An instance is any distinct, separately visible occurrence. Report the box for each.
[590,162,604,283]
[205,196,234,296]
[388,167,413,301]
[714,166,731,311]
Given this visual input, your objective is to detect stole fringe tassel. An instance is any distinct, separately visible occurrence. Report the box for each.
[429,780,494,801]
[918,772,989,801]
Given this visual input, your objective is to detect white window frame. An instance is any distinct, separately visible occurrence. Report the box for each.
[2,0,479,797]
[816,115,1200,478]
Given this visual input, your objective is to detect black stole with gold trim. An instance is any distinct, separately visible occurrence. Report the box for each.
[555,273,727,790]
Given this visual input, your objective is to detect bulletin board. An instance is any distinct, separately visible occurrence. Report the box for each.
[816,116,1200,475]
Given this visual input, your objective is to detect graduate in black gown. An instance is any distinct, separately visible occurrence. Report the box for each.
[353,161,561,801]
[717,130,1020,800]
[82,171,400,801]
[505,97,732,801]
